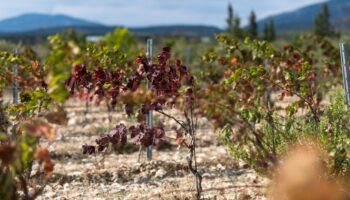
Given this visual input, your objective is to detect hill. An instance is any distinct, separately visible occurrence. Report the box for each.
[0,13,103,33]
[257,0,350,32]
[0,13,222,38]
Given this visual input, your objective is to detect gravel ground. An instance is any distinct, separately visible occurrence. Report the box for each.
[37,100,269,200]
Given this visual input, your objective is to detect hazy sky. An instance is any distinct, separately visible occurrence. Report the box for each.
[1,0,325,27]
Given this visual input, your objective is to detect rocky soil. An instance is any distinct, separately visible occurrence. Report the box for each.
[37,100,269,200]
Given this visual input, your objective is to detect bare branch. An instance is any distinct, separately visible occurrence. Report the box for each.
[155,110,188,131]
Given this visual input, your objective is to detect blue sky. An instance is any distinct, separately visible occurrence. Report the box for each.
[1,0,325,27]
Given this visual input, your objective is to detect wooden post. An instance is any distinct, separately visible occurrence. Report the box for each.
[340,43,350,107]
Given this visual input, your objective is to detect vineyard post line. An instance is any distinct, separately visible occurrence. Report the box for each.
[12,48,19,105]
[340,43,350,107]
[146,39,154,161]
[186,47,190,72]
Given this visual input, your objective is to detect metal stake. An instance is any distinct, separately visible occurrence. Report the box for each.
[146,39,153,161]
[340,43,350,107]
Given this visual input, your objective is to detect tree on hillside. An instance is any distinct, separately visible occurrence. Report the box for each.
[226,3,245,39]
[248,11,258,39]
[226,3,235,34]
[64,28,86,45]
[314,3,332,37]
[264,18,276,41]
[269,19,276,41]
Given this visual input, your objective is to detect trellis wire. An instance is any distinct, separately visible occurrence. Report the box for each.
[340,43,350,107]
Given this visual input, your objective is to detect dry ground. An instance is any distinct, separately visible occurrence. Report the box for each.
[36,100,269,200]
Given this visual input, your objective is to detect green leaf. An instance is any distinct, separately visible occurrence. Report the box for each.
[225,69,243,84]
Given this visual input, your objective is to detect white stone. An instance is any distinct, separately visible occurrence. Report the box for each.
[216,163,226,170]
[63,183,70,191]
[154,168,167,179]
[202,173,211,178]
[68,118,77,126]
[44,191,57,198]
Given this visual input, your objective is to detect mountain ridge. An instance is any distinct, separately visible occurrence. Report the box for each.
[0,13,104,33]
[257,0,350,32]
[1,0,350,38]
[0,13,222,37]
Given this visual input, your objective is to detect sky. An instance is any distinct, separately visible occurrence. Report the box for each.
[0,0,326,28]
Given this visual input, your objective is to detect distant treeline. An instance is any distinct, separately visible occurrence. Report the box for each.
[0,25,223,44]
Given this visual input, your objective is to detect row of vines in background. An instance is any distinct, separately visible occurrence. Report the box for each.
[0,28,349,199]
[0,28,138,199]
[0,46,60,199]
[200,34,349,193]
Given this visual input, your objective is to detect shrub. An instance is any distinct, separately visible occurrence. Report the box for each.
[221,91,350,184]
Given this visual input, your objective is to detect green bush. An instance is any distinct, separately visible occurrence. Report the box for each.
[221,91,350,178]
